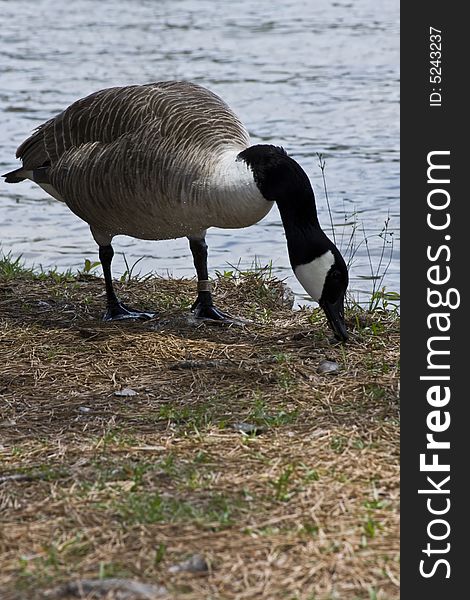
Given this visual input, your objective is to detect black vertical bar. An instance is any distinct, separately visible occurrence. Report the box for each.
[401,3,467,597]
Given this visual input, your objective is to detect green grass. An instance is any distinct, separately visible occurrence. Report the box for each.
[0,252,35,279]
[98,561,133,579]
[269,464,297,502]
[0,251,76,282]
[157,401,224,431]
[247,396,299,428]
[113,490,244,528]
[268,462,321,503]
[1,248,400,323]
[363,516,380,539]
[364,384,387,401]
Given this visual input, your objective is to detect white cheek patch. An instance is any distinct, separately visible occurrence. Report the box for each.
[294,250,335,302]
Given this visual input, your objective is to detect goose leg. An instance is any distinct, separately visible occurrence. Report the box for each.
[99,244,155,321]
[188,236,234,322]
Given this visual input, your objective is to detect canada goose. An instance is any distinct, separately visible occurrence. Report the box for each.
[3,81,349,340]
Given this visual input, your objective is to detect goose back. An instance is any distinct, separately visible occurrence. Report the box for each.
[16,82,269,240]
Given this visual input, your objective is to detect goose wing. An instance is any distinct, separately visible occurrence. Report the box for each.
[15,82,253,239]
[16,81,250,171]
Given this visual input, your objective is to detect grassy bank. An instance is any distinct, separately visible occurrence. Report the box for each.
[0,261,399,600]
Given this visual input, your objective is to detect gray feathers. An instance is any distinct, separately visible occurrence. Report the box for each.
[17,82,249,169]
[12,82,263,241]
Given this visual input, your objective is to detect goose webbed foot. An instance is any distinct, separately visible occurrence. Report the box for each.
[191,297,245,325]
[191,300,231,322]
[103,302,155,322]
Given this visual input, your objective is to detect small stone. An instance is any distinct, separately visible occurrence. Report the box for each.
[36,300,51,308]
[168,553,209,574]
[78,406,91,413]
[317,360,340,374]
[231,422,266,436]
[114,388,138,397]
[54,578,167,599]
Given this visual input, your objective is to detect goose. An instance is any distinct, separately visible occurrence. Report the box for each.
[3,81,349,341]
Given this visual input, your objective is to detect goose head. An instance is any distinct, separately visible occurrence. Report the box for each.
[237,144,349,341]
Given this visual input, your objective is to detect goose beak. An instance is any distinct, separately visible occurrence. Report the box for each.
[320,296,348,342]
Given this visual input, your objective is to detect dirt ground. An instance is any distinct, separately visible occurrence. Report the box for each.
[0,269,399,600]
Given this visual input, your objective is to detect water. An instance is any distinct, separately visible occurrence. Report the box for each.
[0,0,399,307]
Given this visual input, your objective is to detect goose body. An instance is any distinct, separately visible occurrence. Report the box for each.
[3,81,349,340]
[10,82,272,243]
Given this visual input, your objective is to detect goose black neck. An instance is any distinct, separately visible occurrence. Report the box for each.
[239,144,321,222]
[238,144,328,266]
[280,208,332,268]
[275,193,321,234]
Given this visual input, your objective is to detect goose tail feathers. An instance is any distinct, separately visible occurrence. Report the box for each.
[3,167,28,183]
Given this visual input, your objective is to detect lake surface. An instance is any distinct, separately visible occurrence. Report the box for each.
[0,0,399,307]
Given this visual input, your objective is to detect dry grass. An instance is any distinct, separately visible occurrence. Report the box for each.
[0,269,399,600]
